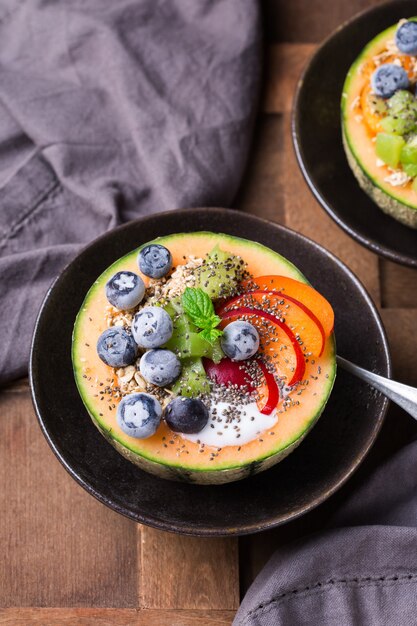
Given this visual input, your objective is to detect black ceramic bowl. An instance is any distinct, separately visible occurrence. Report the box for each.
[30,208,390,536]
[293,0,417,268]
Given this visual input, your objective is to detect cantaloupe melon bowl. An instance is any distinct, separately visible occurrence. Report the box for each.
[72,232,336,485]
[342,17,417,228]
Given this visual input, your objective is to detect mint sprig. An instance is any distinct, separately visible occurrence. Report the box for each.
[182,287,223,344]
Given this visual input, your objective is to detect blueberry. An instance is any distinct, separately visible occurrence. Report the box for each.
[164,397,209,434]
[140,349,181,387]
[117,392,162,438]
[395,21,417,56]
[105,271,145,310]
[97,327,138,367]
[371,64,409,99]
[221,321,260,361]
[138,244,172,278]
[131,306,173,348]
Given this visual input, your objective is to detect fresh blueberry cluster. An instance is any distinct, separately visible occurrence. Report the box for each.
[116,392,209,439]
[96,243,263,441]
[371,21,417,99]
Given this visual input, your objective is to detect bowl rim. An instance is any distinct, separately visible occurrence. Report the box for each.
[292,0,417,269]
[29,207,392,536]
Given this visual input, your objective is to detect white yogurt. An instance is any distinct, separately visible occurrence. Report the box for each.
[182,401,278,448]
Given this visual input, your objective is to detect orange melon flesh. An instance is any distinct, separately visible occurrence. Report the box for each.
[342,19,417,221]
[360,83,384,135]
[72,232,336,483]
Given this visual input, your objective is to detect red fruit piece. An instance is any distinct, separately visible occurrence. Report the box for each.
[218,290,325,357]
[219,306,306,386]
[202,357,255,391]
[202,357,279,416]
[257,360,280,415]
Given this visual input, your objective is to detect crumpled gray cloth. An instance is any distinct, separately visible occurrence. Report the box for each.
[0,0,261,384]
[234,439,417,626]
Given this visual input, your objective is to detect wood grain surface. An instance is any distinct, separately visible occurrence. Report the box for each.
[2,2,416,624]
[0,609,236,625]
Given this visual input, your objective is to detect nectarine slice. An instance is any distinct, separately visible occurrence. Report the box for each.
[242,276,334,337]
[219,307,305,386]
[218,290,325,357]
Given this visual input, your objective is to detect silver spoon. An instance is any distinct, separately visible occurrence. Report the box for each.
[337,355,417,420]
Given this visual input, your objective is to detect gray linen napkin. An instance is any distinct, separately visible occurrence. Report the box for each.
[234,438,417,626]
[0,0,261,384]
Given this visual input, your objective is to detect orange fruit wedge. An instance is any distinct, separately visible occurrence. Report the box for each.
[241,275,334,337]
[218,307,306,387]
[218,290,325,357]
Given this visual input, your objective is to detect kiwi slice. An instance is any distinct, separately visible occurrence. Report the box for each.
[195,245,245,299]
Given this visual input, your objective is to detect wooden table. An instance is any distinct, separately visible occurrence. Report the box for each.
[1,1,416,624]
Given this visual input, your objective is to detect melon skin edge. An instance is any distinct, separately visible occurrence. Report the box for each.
[72,232,336,485]
[342,131,417,229]
[341,22,417,229]
[90,386,334,484]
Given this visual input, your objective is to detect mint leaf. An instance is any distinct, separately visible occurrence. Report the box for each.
[182,288,216,329]
[209,314,222,328]
[182,287,223,344]
[201,327,223,344]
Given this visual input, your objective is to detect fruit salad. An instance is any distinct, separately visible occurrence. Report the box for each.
[354,20,417,186]
[343,18,417,228]
[72,232,336,484]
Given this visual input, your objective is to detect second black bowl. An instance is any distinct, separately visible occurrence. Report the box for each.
[293,0,417,268]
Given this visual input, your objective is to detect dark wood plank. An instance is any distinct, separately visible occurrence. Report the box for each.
[235,114,286,225]
[379,260,417,309]
[140,528,239,610]
[2,2,415,618]
[381,309,417,385]
[263,44,316,114]
[0,608,235,626]
[263,0,384,43]
[0,390,138,607]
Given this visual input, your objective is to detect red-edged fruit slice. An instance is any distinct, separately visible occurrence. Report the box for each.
[257,360,280,415]
[218,290,325,357]
[241,275,334,337]
[202,357,279,416]
[219,307,306,386]
[202,357,255,391]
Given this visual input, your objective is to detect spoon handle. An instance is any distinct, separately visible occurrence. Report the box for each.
[336,355,417,420]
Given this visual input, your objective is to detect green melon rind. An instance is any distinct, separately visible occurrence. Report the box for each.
[91,380,334,484]
[342,133,417,228]
[341,20,417,228]
[72,232,336,483]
